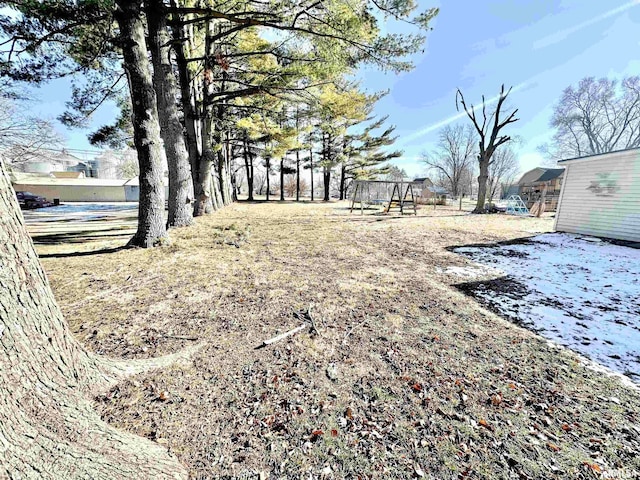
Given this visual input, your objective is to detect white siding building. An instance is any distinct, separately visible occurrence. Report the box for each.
[554,148,640,242]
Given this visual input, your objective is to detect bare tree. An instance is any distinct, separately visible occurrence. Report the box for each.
[0,96,63,167]
[456,84,519,213]
[254,169,267,196]
[422,124,476,197]
[540,76,640,160]
[115,150,140,179]
[383,165,407,181]
[487,146,520,203]
[285,176,308,197]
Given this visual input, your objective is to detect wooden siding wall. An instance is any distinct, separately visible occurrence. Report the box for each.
[13,184,128,202]
[555,150,640,242]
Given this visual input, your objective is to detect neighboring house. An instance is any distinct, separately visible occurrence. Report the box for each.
[413,177,434,189]
[517,167,565,210]
[554,148,640,242]
[412,177,439,202]
[11,174,169,202]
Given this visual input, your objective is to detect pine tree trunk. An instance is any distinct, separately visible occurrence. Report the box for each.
[243,137,254,201]
[280,158,285,201]
[296,150,300,201]
[310,148,314,202]
[194,20,218,216]
[266,158,271,201]
[0,158,186,478]
[323,167,331,202]
[339,163,346,200]
[170,11,201,197]
[474,157,490,213]
[116,1,167,247]
[146,0,193,228]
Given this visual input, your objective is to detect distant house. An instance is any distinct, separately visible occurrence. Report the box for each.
[411,177,449,204]
[11,174,168,202]
[555,148,640,242]
[517,167,565,210]
[413,177,434,189]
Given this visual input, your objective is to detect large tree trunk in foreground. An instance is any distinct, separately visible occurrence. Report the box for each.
[0,158,186,479]
[116,1,167,247]
[146,0,193,228]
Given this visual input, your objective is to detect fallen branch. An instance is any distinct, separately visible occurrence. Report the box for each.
[256,323,307,349]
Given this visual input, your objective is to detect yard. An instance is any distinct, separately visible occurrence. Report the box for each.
[450,234,640,382]
[30,201,640,479]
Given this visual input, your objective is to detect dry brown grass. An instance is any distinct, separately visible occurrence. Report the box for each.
[33,201,640,479]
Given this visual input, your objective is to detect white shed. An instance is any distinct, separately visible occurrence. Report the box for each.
[554,148,640,242]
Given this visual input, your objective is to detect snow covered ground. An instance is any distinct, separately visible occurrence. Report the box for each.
[451,233,640,382]
[22,202,138,223]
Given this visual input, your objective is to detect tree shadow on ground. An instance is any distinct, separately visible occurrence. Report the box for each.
[38,244,131,259]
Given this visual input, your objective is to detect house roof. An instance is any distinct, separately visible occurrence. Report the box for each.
[427,186,448,194]
[518,167,564,185]
[536,168,564,182]
[517,168,546,185]
[558,147,640,164]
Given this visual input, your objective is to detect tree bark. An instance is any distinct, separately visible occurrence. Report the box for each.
[0,158,187,479]
[280,158,285,201]
[146,0,193,228]
[309,148,314,201]
[194,20,219,216]
[296,149,300,201]
[339,163,346,200]
[323,167,331,202]
[474,156,490,213]
[169,9,201,197]
[265,157,271,201]
[115,1,167,248]
[243,136,254,201]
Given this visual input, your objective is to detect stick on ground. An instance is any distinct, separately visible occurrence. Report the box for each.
[256,323,307,349]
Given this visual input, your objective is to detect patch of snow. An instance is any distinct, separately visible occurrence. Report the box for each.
[437,265,498,279]
[453,233,640,383]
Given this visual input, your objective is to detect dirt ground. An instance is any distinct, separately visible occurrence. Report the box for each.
[32,201,640,479]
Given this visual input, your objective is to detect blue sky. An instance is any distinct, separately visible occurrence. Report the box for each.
[25,0,640,178]
[358,0,640,177]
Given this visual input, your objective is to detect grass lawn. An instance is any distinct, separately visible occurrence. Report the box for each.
[32,201,640,479]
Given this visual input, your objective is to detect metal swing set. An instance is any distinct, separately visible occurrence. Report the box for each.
[349,179,418,215]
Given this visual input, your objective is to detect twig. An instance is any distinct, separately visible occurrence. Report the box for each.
[256,324,307,349]
[163,334,199,341]
[294,304,322,337]
[342,316,369,345]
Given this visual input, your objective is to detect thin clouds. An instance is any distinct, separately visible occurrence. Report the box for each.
[397,80,532,146]
[397,1,640,148]
[534,0,640,49]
